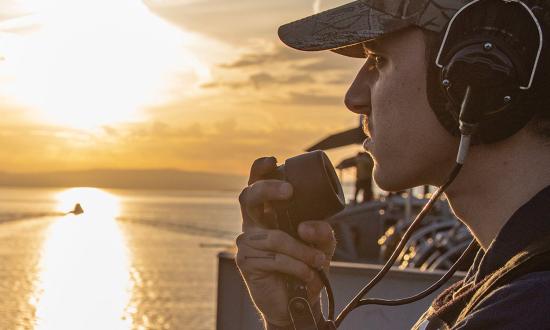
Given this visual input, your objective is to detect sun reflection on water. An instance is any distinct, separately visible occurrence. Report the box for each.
[32,188,135,330]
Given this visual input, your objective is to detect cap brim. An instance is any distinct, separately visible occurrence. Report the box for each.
[279,0,467,58]
[278,1,413,58]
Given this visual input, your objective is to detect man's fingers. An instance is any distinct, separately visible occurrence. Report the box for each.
[244,180,293,208]
[298,221,337,257]
[241,230,327,269]
[236,248,317,284]
[236,232,326,301]
[239,180,292,230]
[249,157,277,185]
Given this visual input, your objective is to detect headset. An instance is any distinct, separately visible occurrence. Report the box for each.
[432,0,545,144]
[330,0,546,327]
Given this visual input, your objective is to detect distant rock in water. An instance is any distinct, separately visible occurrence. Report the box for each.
[69,203,84,215]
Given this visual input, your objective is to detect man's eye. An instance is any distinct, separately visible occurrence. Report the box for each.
[365,54,385,71]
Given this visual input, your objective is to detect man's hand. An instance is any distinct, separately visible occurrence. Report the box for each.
[236,157,337,327]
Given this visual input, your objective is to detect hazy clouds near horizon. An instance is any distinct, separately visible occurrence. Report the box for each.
[0,169,247,191]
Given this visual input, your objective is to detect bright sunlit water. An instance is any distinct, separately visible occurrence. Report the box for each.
[0,187,242,330]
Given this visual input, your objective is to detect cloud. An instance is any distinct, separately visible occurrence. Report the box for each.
[97,119,340,173]
[0,107,354,175]
[0,0,211,130]
[250,72,277,87]
[145,0,315,44]
[0,1,360,176]
[0,123,105,172]
[200,81,246,90]
[220,45,309,68]
[250,72,314,88]
[204,43,357,91]
[327,75,354,85]
[284,74,315,85]
[0,2,32,22]
[274,92,342,106]
[201,72,314,90]
[0,15,41,34]
[219,42,359,76]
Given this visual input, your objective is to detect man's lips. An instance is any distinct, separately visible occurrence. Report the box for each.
[362,117,374,151]
[362,115,372,138]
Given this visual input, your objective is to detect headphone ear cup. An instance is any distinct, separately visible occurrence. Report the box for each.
[441,41,520,121]
[441,39,531,144]
[430,0,545,144]
[439,40,534,144]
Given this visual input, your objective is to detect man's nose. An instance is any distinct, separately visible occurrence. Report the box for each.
[345,62,374,115]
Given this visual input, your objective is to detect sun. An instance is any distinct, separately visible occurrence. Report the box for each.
[0,0,210,130]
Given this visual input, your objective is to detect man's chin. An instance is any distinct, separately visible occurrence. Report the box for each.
[373,169,416,193]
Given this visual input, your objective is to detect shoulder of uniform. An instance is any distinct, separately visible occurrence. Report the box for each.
[481,270,550,304]
[453,272,550,329]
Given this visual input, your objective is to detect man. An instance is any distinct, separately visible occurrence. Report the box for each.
[236,0,550,329]
[353,151,374,204]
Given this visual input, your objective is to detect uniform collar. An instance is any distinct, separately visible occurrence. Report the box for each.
[474,185,550,282]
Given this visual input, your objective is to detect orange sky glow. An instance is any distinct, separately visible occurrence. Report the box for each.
[0,0,363,176]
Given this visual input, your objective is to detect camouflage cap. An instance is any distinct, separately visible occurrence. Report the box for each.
[278,0,470,58]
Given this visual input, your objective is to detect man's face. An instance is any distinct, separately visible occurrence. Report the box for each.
[345,28,458,191]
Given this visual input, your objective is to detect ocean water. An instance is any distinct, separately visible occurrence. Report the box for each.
[0,187,243,330]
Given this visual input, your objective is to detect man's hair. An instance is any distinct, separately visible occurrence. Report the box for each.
[424,1,550,140]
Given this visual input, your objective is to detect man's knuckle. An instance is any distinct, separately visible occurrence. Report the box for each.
[252,157,268,167]
[305,251,316,266]
[249,159,263,176]
[251,158,262,166]
[276,231,295,251]
[262,231,275,248]
[257,182,273,199]
[270,230,283,243]
[236,233,246,246]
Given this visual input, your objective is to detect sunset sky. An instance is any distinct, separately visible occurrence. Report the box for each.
[0,0,364,176]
